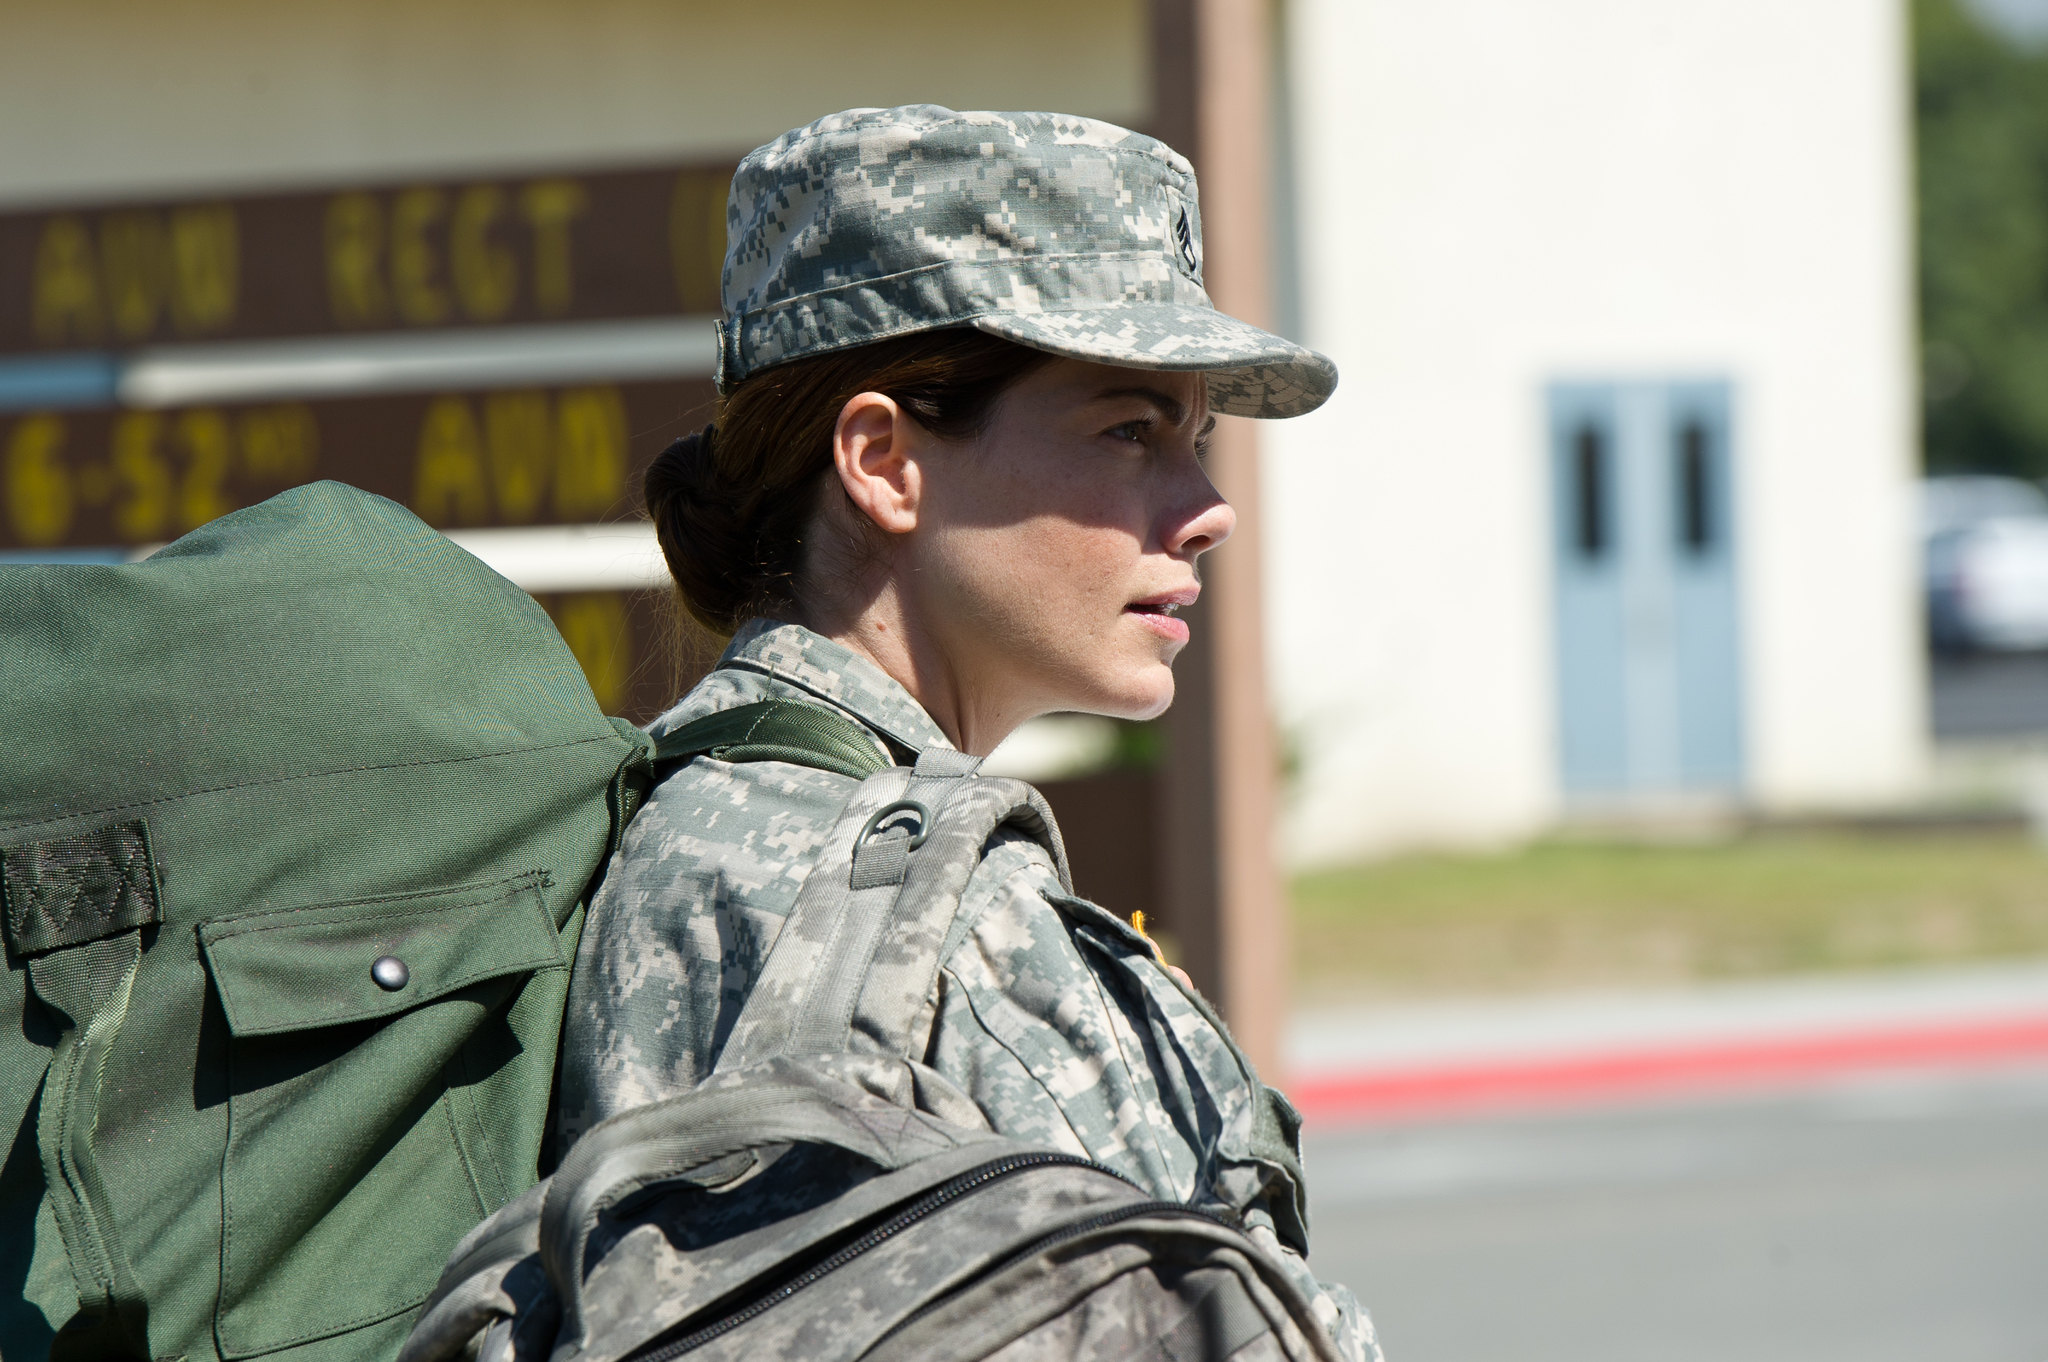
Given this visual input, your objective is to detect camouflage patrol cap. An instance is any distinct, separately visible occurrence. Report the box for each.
[715,105,1336,419]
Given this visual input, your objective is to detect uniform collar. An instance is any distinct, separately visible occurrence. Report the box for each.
[718,619,954,757]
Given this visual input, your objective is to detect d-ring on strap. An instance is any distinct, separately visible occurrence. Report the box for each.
[715,747,1073,1070]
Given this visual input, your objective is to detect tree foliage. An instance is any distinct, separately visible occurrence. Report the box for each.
[1918,0,2048,474]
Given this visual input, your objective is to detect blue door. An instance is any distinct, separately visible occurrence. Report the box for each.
[1551,380,1743,796]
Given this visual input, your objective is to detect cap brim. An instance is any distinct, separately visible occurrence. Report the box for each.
[968,305,1337,419]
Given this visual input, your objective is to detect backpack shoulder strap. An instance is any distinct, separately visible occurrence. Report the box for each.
[651,699,891,781]
[715,752,1070,1072]
[607,699,889,852]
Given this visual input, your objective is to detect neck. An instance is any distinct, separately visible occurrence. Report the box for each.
[798,587,1028,758]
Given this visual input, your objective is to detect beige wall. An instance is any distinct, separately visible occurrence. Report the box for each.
[1269,0,1923,861]
[0,0,1150,206]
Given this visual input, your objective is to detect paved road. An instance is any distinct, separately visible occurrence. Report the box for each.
[1303,1065,2048,1362]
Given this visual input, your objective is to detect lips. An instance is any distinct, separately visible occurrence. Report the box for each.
[1126,587,1198,645]
[1126,587,1199,616]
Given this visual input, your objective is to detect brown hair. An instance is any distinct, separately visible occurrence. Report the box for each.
[644,329,1053,635]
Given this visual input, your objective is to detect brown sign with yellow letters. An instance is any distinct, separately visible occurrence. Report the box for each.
[0,377,717,550]
[0,161,733,352]
[0,164,734,723]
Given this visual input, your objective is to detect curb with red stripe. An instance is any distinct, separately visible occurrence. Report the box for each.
[1287,1012,2048,1125]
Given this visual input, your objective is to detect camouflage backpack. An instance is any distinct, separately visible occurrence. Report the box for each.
[398,749,1341,1362]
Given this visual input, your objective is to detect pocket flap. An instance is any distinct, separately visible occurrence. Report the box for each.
[200,872,563,1037]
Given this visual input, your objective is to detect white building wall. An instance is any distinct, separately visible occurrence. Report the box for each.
[1268,0,1924,863]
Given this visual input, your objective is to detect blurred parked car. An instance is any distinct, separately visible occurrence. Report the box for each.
[1924,474,2048,651]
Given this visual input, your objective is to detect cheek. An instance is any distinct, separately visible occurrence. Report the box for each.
[934,516,1134,631]
[926,450,1145,622]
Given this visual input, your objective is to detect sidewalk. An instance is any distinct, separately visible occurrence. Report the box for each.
[1284,959,2048,1125]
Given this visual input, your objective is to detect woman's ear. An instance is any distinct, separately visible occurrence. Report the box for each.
[833,391,922,534]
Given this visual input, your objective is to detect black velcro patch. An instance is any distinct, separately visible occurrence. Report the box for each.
[2,819,162,956]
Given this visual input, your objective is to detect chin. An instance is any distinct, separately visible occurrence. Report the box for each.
[1085,666,1176,721]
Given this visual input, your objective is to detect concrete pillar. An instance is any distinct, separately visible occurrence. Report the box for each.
[1151,0,1290,1080]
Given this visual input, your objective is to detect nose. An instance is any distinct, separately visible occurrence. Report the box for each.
[1166,471,1236,560]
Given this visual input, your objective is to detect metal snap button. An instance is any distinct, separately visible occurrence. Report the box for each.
[371,955,410,991]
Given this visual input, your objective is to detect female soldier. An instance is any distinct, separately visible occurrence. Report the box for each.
[557,106,1376,1361]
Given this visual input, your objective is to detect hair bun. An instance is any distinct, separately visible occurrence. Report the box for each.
[654,425,716,494]
[644,424,766,633]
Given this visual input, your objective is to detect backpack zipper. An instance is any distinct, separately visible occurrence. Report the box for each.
[623,1150,1134,1361]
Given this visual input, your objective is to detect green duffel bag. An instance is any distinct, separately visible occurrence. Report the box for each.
[0,482,657,1361]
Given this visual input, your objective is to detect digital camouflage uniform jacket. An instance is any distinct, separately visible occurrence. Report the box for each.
[557,621,1380,1362]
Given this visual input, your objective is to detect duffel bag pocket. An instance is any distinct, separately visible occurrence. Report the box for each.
[199,872,564,1358]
